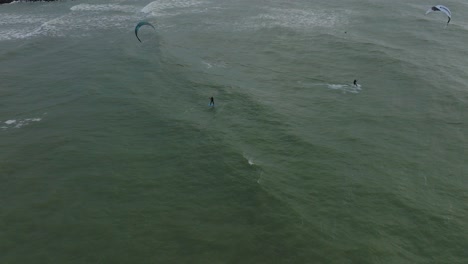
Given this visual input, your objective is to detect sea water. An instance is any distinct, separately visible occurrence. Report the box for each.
[0,0,467,263]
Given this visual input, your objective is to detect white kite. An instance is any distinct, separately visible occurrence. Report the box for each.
[426,5,451,25]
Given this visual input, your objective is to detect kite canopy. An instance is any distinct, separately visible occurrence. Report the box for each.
[135,21,156,42]
[426,5,451,24]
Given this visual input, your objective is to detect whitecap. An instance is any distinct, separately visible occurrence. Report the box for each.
[242,152,256,165]
[70,4,138,13]
[141,0,207,17]
[231,7,348,32]
[202,61,213,69]
[2,118,41,129]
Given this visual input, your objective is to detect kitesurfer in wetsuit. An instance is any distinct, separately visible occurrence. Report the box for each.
[353,80,357,86]
[209,97,214,107]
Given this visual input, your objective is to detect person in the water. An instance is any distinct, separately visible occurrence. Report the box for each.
[209,97,214,107]
[353,79,357,86]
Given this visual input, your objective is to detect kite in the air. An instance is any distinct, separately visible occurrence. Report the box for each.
[426,5,451,25]
[135,21,155,42]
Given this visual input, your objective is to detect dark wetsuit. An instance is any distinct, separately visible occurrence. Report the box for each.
[210,97,214,106]
[353,80,357,86]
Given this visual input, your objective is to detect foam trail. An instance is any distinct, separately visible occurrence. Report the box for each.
[327,83,361,94]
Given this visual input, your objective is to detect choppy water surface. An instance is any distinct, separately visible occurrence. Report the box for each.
[0,0,467,263]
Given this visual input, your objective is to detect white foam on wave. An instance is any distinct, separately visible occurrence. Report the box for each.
[0,14,49,26]
[299,81,362,94]
[141,0,208,17]
[12,14,83,39]
[327,83,361,94]
[233,7,348,32]
[70,4,139,13]
[242,153,256,166]
[0,15,77,40]
[42,15,132,38]
[0,14,52,40]
[201,59,227,69]
[0,28,33,41]
[202,61,212,69]
[2,118,41,130]
[1,2,139,41]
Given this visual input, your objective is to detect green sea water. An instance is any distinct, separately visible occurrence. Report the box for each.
[1,0,467,263]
